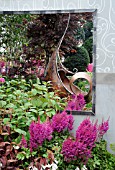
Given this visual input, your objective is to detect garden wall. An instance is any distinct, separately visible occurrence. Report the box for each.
[0,0,115,153]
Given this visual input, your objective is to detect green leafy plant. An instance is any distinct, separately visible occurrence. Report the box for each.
[63,46,90,72]
[83,36,93,62]
[15,115,110,170]
[86,140,115,170]
[0,78,67,144]
[110,143,115,153]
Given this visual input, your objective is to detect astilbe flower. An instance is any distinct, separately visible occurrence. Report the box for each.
[20,135,27,148]
[62,118,109,163]
[29,120,53,151]
[76,118,98,149]
[51,111,74,132]
[66,94,86,111]
[61,138,77,162]
[98,118,109,139]
[62,138,91,162]
[0,77,5,83]
[87,63,93,72]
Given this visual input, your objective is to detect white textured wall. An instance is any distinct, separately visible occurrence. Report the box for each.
[0,0,115,152]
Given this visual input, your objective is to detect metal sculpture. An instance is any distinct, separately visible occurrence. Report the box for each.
[44,14,92,103]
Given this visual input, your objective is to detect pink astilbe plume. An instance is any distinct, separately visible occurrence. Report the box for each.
[51,111,74,132]
[62,138,92,163]
[0,77,5,83]
[62,117,109,164]
[76,118,98,149]
[61,138,77,162]
[20,135,27,148]
[98,118,109,139]
[29,120,53,151]
[66,94,86,111]
[87,63,93,72]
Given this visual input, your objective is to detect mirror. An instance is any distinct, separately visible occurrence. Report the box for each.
[0,10,96,115]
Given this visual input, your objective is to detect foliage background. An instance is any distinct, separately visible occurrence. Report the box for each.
[0,13,93,78]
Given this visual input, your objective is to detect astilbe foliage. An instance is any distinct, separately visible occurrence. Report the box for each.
[29,120,53,151]
[62,118,109,163]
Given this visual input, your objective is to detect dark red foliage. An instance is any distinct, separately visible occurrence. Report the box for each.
[0,126,20,170]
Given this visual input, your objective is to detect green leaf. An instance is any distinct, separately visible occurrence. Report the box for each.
[31,89,38,96]
[29,108,38,113]
[0,100,7,107]
[6,103,16,109]
[15,128,26,136]
[31,99,42,107]
[14,90,22,96]
[43,153,48,158]
[110,143,115,152]
[15,135,22,143]
[3,118,10,124]
[42,102,48,108]
[0,94,6,99]
[39,111,44,115]
[24,102,32,109]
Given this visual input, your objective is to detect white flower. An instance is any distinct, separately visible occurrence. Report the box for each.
[13,145,20,149]
[41,164,52,169]
[75,167,80,170]
[29,166,38,170]
[54,159,58,164]
[81,165,87,170]
[52,162,58,170]
[0,162,2,167]
[33,167,38,170]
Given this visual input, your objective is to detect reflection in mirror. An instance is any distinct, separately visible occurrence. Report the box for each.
[0,10,96,115]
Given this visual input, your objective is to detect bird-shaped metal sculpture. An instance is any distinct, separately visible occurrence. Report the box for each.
[44,13,92,103]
